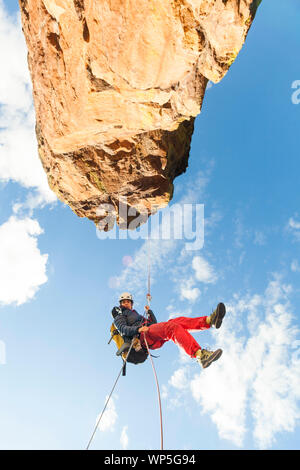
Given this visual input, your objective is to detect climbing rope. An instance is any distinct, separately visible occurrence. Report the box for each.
[86,339,135,450]
[146,237,152,307]
[144,237,164,449]
[143,333,164,450]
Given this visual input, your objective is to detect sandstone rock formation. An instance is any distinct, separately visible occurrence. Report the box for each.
[19,0,261,229]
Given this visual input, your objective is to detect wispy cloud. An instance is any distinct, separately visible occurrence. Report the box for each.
[287,215,300,242]
[0,216,48,306]
[120,425,129,449]
[176,254,217,304]
[96,395,118,433]
[291,259,300,272]
[233,213,251,249]
[192,255,217,284]
[169,368,190,391]
[253,230,266,246]
[288,217,300,231]
[179,277,200,302]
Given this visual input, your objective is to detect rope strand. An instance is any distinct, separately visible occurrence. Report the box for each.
[86,340,135,450]
[146,237,152,308]
[144,237,164,449]
[143,334,164,450]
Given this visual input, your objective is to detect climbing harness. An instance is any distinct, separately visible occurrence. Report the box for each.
[109,321,148,374]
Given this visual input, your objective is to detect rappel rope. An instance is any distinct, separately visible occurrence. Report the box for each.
[86,340,135,450]
[143,237,164,450]
[146,235,152,308]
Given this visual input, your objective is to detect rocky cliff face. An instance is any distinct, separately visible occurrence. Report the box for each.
[19,0,261,229]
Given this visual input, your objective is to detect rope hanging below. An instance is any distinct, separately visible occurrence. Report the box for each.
[86,340,135,450]
[143,333,164,450]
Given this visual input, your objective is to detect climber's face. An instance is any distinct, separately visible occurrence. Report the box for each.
[120,299,133,309]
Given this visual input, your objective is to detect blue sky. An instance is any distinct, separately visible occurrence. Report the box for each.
[0,0,299,450]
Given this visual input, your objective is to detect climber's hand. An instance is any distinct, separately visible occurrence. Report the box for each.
[138,326,150,333]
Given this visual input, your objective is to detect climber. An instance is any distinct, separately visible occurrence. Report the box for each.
[111,293,226,369]
[111,292,157,356]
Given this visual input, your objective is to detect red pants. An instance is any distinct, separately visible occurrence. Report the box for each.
[140,316,210,358]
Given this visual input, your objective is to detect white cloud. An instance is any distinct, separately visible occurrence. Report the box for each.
[161,384,168,399]
[288,217,300,231]
[287,215,300,242]
[120,425,129,449]
[192,255,217,284]
[0,3,56,208]
[254,230,266,246]
[97,395,118,433]
[291,259,300,272]
[179,278,200,303]
[169,368,189,390]
[0,216,48,306]
[189,275,300,449]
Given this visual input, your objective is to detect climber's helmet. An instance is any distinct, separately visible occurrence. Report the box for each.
[119,292,133,307]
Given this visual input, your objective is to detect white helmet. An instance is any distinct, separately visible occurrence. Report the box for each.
[119,292,133,304]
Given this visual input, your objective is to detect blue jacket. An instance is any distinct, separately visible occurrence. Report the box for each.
[111,306,157,338]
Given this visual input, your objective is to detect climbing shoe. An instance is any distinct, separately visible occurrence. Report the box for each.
[208,302,226,329]
[116,342,131,356]
[196,348,223,369]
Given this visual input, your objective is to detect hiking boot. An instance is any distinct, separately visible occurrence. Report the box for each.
[116,342,131,356]
[196,348,223,369]
[209,302,226,329]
